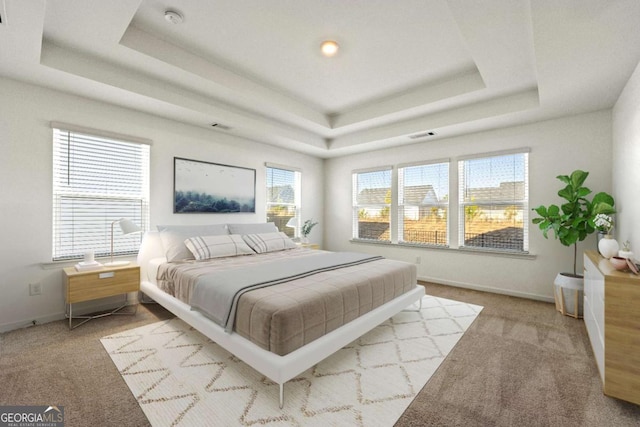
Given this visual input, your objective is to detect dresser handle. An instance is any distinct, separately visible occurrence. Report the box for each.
[99,272,115,279]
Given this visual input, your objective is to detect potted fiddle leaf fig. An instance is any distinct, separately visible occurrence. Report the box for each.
[532,170,615,317]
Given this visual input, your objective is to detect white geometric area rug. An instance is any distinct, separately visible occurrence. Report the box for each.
[101,296,482,427]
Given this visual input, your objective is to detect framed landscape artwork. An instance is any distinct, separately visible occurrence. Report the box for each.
[173,157,256,213]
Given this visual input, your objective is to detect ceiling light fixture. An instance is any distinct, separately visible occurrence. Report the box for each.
[164,10,184,24]
[320,40,339,57]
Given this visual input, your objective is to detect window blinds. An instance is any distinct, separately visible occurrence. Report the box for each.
[52,128,150,260]
[398,161,449,245]
[266,165,301,237]
[458,151,529,252]
[352,168,392,241]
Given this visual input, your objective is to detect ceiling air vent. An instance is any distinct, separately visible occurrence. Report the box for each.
[409,131,436,140]
[211,123,231,131]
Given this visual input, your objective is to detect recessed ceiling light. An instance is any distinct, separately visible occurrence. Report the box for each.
[320,40,339,57]
[164,10,183,25]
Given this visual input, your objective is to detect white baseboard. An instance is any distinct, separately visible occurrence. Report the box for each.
[0,294,139,333]
[418,276,554,303]
[0,312,67,333]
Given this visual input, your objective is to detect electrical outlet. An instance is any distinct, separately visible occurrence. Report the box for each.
[29,282,42,296]
[415,256,421,264]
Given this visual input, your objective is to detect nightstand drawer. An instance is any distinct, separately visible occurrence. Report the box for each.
[66,267,140,303]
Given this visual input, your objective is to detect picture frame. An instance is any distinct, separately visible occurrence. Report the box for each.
[173,157,256,213]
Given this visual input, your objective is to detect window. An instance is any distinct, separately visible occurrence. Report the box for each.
[398,161,449,246]
[266,164,301,237]
[458,150,529,252]
[52,125,150,261]
[352,167,392,241]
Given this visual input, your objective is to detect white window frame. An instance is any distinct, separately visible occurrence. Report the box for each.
[457,149,529,253]
[51,122,150,261]
[266,163,302,237]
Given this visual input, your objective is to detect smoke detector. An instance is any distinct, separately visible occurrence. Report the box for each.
[164,10,184,24]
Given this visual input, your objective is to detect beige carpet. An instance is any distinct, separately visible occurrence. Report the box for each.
[2,283,640,426]
[100,296,481,426]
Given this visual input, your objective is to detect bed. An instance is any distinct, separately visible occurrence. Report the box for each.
[137,225,424,408]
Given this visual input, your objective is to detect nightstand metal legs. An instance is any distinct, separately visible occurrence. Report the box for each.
[65,294,138,330]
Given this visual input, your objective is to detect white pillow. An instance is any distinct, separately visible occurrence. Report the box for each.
[227,222,278,235]
[158,224,229,262]
[242,232,297,254]
[184,234,254,261]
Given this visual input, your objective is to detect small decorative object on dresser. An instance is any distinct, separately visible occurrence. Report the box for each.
[597,235,619,259]
[609,256,628,271]
[618,240,634,260]
[594,214,618,259]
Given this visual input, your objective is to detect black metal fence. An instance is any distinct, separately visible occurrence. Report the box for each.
[358,221,389,240]
[357,222,523,250]
[402,229,447,245]
[464,228,523,251]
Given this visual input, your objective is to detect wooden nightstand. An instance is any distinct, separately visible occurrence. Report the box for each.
[63,263,140,330]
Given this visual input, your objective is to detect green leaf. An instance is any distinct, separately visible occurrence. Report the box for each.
[577,187,592,197]
[558,186,574,202]
[592,192,615,207]
[561,203,574,215]
[556,175,571,185]
[570,170,589,188]
[548,205,560,216]
[532,218,543,224]
[564,228,579,246]
[533,205,548,216]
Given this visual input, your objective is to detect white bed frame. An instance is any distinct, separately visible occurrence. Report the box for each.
[137,231,425,408]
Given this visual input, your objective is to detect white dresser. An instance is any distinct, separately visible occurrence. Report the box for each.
[583,251,640,406]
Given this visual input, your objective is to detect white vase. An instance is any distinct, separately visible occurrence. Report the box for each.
[598,235,619,259]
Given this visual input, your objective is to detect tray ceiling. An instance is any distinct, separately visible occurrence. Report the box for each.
[1,0,639,158]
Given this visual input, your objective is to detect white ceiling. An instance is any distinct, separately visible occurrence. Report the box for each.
[1,0,639,158]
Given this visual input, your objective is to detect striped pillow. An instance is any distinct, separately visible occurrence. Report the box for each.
[184,234,254,261]
[242,232,297,254]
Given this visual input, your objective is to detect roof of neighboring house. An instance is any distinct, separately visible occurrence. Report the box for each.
[267,185,295,203]
[462,181,525,203]
[357,185,446,205]
[403,185,439,205]
[357,188,389,204]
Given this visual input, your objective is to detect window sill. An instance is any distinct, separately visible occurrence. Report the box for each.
[349,239,536,260]
[41,254,137,270]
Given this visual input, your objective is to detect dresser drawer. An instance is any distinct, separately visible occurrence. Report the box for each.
[66,267,140,304]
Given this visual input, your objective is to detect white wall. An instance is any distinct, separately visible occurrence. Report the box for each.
[324,111,613,301]
[0,77,324,332]
[612,61,640,255]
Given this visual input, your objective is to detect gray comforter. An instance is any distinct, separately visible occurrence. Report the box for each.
[190,251,383,332]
